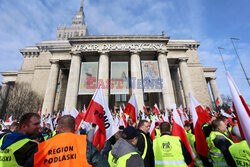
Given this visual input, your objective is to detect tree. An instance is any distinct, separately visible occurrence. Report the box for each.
[215,94,233,113]
[0,83,42,120]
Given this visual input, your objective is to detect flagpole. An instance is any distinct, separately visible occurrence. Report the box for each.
[230,37,250,87]
[217,47,227,71]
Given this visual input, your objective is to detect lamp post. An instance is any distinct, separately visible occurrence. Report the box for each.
[218,47,227,71]
[230,37,250,87]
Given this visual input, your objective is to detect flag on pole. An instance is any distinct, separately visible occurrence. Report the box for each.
[124,94,139,124]
[143,105,148,115]
[119,106,127,127]
[84,86,118,150]
[172,105,194,163]
[149,117,156,140]
[189,93,209,157]
[226,71,250,147]
[4,116,13,126]
[215,97,220,105]
[220,109,233,126]
[153,104,160,116]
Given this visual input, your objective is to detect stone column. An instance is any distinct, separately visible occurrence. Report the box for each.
[98,51,109,105]
[209,77,222,105]
[172,68,184,107]
[179,58,193,107]
[130,50,144,112]
[42,60,60,114]
[64,53,81,112]
[158,51,175,109]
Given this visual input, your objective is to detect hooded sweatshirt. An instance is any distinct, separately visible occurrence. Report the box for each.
[0,132,37,166]
[111,138,144,167]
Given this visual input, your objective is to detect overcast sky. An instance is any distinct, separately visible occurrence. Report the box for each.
[0,0,249,104]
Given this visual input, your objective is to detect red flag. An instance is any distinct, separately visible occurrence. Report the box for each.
[70,108,84,133]
[215,97,220,105]
[119,107,127,127]
[189,93,209,157]
[124,94,139,124]
[149,117,156,140]
[228,107,232,114]
[153,104,160,115]
[172,106,194,164]
[143,105,148,115]
[84,86,118,150]
[226,71,250,147]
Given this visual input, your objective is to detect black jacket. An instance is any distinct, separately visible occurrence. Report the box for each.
[136,130,154,167]
[212,131,236,167]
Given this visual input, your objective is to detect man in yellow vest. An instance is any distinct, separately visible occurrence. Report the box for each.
[229,140,250,167]
[24,115,109,167]
[108,126,144,167]
[0,113,41,166]
[208,118,236,167]
[153,122,192,166]
[136,120,154,167]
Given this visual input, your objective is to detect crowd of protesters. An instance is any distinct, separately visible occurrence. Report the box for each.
[0,108,249,167]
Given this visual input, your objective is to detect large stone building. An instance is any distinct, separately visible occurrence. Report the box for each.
[0,1,222,114]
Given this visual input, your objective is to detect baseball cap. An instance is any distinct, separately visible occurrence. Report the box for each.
[122,126,139,140]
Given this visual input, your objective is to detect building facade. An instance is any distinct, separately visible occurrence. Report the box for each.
[0,1,222,114]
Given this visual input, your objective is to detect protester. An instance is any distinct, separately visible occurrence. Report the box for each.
[153,122,192,166]
[229,140,250,166]
[24,115,109,167]
[0,112,41,166]
[208,118,236,167]
[231,118,242,143]
[108,126,144,167]
[136,120,154,167]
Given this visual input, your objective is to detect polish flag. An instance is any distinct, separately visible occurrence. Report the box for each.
[124,94,139,124]
[189,93,209,157]
[119,106,127,127]
[71,108,84,133]
[172,105,194,164]
[149,117,156,140]
[53,111,61,126]
[162,108,169,123]
[44,115,54,132]
[62,107,70,116]
[4,116,13,126]
[226,71,250,147]
[143,105,148,115]
[84,86,118,151]
[228,107,232,114]
[205,105,212,114]
[141,111,146,120]
[153,104,160,115]
[83,104,87,116]
[215,97,220,105]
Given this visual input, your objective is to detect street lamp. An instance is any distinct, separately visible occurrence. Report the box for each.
[217,47,227,71]
[230,37,250,87]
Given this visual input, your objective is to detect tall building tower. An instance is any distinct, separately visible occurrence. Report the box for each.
[56,0,88,40]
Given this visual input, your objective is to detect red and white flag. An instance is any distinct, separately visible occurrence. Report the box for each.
[153,104,160,116]
[44,115,54,132]
[220,109,233,126]
[149,117,156,140]
[71,108,84,133]
[189,93,210,157]
[124,94,139,124]
[143,105,148,115]
[162,108,169,123]
[4,116,13,126]
[215,97,220,105]
[226,71,250,147]
[53,111,61,126]
[84,86,118,151]
[119,106,127,127]
[172,105,194,164]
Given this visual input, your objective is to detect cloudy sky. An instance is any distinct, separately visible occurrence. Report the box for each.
[0,0,249,104]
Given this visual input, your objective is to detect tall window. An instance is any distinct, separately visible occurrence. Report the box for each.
[115,94,127,102]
